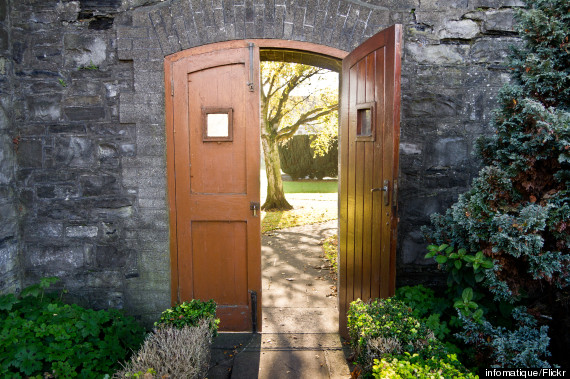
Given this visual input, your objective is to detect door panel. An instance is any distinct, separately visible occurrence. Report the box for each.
[168,43,261,332]
[189,65,247,195]
[339,25,402,336]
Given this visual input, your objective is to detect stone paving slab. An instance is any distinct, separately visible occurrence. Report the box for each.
[207,219,351,378]
[233,350,330,379]
[263,307,339,334]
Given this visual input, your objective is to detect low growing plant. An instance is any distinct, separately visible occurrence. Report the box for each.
[115,319,213,379]
[0,277,146,378]
[155,299,219,336]
[347,298,445,375]
[395,285,461,354]
[322,234,338,274]
[372,353,478,379]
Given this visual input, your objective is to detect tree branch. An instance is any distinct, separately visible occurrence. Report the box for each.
[276,104,338,142]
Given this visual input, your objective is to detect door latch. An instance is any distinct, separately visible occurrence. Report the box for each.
[371,179,390,206]
[250,201,260,217]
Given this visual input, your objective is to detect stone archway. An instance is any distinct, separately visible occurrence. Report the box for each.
[114,1,379,322]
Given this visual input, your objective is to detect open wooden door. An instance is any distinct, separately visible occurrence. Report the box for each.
[166,42,261,332]
[339,25,403,336]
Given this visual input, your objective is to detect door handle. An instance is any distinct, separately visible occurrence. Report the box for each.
[371,179,390,206]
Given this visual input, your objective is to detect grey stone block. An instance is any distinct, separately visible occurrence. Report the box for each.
[27,95,62,122]
[406,42,470,65]
[17,139,43,168]
[25,244,87,273]
[54,137,95,168]
[64,106,106,121]
[66,225,99,238]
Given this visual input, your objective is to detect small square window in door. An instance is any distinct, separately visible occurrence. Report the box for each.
[356,102,375,141]
[202,108,233,142]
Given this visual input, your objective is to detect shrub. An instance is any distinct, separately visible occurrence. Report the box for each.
[372,353,478,379]
[278,135,338,180]
[457,307,552,368]
[422,0,569,367]
[0,277,146,378]
[114,319,213,379]
[154,299,219,336]
[347,298,443,373]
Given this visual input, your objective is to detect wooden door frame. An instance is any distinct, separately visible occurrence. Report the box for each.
[165,40,347,306]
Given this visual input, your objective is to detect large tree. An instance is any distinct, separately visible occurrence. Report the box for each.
[260,61,338,210]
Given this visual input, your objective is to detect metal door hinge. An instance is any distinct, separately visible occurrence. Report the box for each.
[247,43,254,92]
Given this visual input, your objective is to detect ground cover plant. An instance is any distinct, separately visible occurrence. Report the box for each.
[0,277,146,378]
[422,0,569,368]
[347,298,475,378]
[116,299,219,379]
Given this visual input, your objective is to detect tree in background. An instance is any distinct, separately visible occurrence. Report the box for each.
[423,0,569,368]
[260,61,338,210]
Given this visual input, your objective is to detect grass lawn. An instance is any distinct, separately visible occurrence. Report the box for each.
[282,180,337,193]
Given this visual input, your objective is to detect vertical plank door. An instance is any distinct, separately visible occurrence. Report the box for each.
[339,25,402,336]
[166,42,261,332]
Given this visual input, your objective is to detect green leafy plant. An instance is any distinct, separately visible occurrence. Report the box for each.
[0,278,146,378]
[425,244,493,289]
[347,298,446,375]
[155,299,219,336]
[58,78,67,87]
[79,61,99,70]
[394,286,458,350]
[372,353,477,379]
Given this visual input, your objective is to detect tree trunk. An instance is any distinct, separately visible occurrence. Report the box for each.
[261,135,292,210]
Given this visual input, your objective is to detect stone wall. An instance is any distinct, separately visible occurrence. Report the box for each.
[1,0,523,323]
[0,0,20,294]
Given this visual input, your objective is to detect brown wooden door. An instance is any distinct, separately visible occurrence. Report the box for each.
[166,42,261,332]
[339,25,403,336]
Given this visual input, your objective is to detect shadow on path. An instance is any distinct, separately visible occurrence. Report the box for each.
[208,220,352,378]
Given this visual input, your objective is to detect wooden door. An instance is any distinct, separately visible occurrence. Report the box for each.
[339,25,402,335]
[166,42,261,332]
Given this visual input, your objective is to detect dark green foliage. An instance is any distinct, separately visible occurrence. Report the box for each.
[0,278,146,378]
[457,307,552,368]
[423,0,569,367]
[278,135,338,180]
[395,286,456,346]
[155,299,219,336]
[372,353,478,379]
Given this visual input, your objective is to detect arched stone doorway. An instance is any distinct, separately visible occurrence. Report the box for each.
[165,27,402,334]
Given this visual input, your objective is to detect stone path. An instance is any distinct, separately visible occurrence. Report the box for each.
[207,220,352,378]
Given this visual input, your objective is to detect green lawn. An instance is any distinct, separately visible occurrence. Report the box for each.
[283,180,337,193]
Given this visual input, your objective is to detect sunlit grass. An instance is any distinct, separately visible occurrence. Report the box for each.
[322,234,338,273]
[261,202,337,233]
[282,180,337,193]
